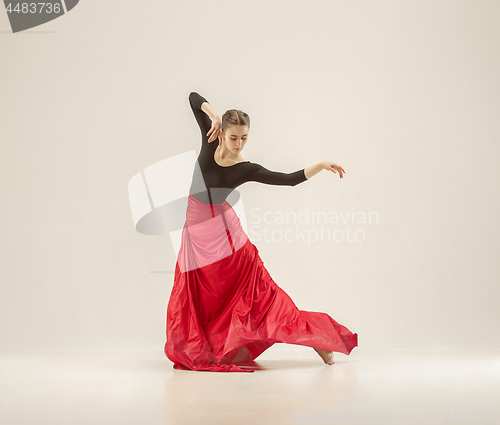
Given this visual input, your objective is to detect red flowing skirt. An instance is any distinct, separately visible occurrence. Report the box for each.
[164,195,358,372]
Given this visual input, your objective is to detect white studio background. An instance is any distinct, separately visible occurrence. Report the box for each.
[0,0,498,352]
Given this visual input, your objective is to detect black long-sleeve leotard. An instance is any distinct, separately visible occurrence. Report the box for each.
[188,92,308,204]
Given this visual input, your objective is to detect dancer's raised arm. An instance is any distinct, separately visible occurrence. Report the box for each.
[189,92,221,145]
[304,162,346,179]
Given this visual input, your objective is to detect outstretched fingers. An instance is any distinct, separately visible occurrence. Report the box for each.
[330,164,345,178]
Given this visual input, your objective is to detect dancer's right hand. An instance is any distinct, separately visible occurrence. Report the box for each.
[207,117,222,143]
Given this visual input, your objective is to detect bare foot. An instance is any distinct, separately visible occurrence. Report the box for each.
[313,347,334,365]
[232,345,252,363]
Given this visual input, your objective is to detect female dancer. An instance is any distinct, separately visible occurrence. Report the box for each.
[164,92,358,372]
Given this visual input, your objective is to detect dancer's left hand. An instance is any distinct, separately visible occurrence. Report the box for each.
[323,162,346,178]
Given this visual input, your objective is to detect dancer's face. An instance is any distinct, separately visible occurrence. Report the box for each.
[222,125,248,154]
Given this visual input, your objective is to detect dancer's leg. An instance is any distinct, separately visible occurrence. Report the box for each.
[313,347,335,365]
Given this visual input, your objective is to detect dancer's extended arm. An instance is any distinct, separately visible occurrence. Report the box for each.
[189,92,345,180]
[304,162,346,179]
[248,161,345,187]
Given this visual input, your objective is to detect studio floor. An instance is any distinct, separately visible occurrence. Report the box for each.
[1,347,499,425]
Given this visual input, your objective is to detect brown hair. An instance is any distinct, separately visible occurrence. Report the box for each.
[221,109,250,134]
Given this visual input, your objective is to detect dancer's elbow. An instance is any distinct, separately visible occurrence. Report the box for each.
[290,170,308,186]
[290,179,304,187]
